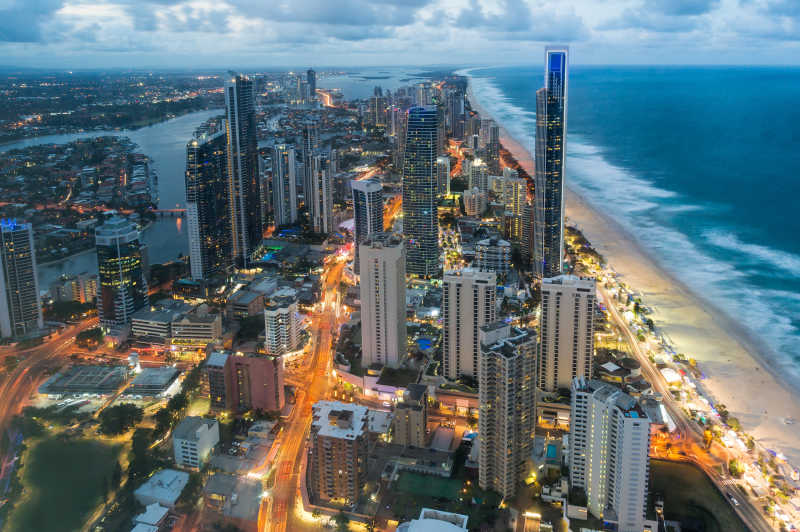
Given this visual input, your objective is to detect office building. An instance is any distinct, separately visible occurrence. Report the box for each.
[570,378,652,532]
[436,156,450,196]
[351,179,383,275]
[478,322,536,499]
[308,154,333,234]
[307,68,316,100]
[392,383,428,448]
[173,416,219,469]
[474,237,511,277]
[229,352,285,412]
[442,269,496,380]
[96,217,149,327]
[308,401,369,505]
[538,275,595,393]
[533,47,569,279]
[359,233,406,369]
[462,188,487,217]
[272,144,298,227]
[402,106,439,277]
[263,295,300,355]
[185,127,231,280]
[225,74,261,268]
[0,221,42,338]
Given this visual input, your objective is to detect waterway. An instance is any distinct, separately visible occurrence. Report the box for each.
[0,109,224,287]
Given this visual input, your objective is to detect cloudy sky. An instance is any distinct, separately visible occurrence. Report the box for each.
[1,0,798,68]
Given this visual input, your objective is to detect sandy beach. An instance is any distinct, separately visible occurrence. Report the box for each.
[466,83,800,467]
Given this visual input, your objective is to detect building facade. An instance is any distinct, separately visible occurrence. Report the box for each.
[359,233,407,369]
[0,221,42,338]
[350,179,383,275]
[309,154,334,234]
[538,275,596,393]
[474,237,511,278]
[225,74,261,268]
[272,144,298,227]
[478,322,536,499]
[186,127,231,280]
[533,47,568,279]
[263,296,300,355]
[442,269,496,381]
[392,383,428,448]
[173,416,220,469]
[436,156,451,196]
[402,106,439,277]
[96,217,149,328]
[569,378,652,532]
[308,401,369,505]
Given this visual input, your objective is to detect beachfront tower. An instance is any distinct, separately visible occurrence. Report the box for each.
[96,216,149,328]
[402,106,440,277]
[272,144,298,228]
[186,124,231,280]
[0,221,42,338]
[351,179,384,275]
[533,46,568,279]
[225,73,261,268]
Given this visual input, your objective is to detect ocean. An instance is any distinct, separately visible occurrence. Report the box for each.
[466,65,800,382]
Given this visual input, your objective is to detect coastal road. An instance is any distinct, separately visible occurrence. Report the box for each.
[258,260,346,532]
[598,285,773,532]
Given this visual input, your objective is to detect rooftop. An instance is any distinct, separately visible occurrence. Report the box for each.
[204,473,261,522]
[206,351,229,368]
[312,401,368,440]
[173,416,217,441]
[134,469,189,506]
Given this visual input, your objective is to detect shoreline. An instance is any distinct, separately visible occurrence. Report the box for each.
[465,79,800,466]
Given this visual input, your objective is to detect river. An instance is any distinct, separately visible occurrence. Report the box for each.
[0,109,225,287]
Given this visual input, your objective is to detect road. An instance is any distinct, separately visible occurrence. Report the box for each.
[598,284,773,532]
[259,259,347,532]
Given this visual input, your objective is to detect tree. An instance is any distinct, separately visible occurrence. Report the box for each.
[334,511,350,532]
[729,459,745,478]
[99,403,144,435]
[178,472,203,510]
[128,429,155,481]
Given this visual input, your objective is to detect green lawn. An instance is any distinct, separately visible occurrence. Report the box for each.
[395,471,462,500]
[6,437,122,532]
[650,459,747,532]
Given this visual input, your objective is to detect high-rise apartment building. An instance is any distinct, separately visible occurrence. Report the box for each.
[272,144,298,227]
[538,275,595,393]
[463,188,487,217]
[570,378,652,532]
[402,106,439,277]
[263,295,300,355]
[308,401,369,505]
[369,96,387,127]
[468,158,489,194]
[474,237,511,278]
[228,351,285,412]
[521,202,535,265]
[533,47,568,278]
[301,121,320,203]
[436,156,451,196]
[359,233,406,369]
[225,74,261,268]
[486,122,500,174]
[351,179,383,275]
[309,154,333,234]
[0,221,42,338]
[498,171,526,241]
[306,68,316,100]
[186,126,231,280]
[392,383,428,448]
[442,269,496,380]
[478,322,536,499]
[96,217,149,327]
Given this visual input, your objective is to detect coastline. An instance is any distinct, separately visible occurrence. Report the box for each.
[465,81,800,466]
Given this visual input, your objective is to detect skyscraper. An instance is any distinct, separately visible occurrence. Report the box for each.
[478,322,536,499]
[498,170,527,242]
[538,275,595,393]
[359,233,406,369]
[436,156,450,196]
[186,126,231,280]
[308,154,333,234]
[306,68,316,101]
[570,378,652,532]
[301,121,320,203]
[0,221,42,338]
[442,269,496,380]
[350,179,383,275]
[486,122,500,174]
[96,217,149,328]
[402,106,439,277]
[264,295,300,355]
[272,144,298,227]
[225,74,261,268]
[533,47,568,279]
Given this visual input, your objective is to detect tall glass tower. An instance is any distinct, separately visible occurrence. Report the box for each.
[96,217,148,327]
[351,179,384,275]
[534,47,568,279]
[402,106,439,277]
[186,125,231,280]
[0,221,42,338]
[225,74,261,268]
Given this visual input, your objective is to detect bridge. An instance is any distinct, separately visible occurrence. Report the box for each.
[151,208,186,218]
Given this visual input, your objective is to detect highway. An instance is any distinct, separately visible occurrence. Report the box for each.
[259,259,347,532]
[598,284,773,532]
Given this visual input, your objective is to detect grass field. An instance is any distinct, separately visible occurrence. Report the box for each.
[5,437,122,532]
[395,471,462,500]
[651,459,748,532]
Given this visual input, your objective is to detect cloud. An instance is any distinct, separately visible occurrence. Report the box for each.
[0,0,66,42]
[452,0,588,41]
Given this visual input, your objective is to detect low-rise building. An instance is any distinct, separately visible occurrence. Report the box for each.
[397,508,468,532]
[125,367,181,398]
[173,416,219,469]
[204,473,262,532]
[171,311,222,347]
[134,469,189,508]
